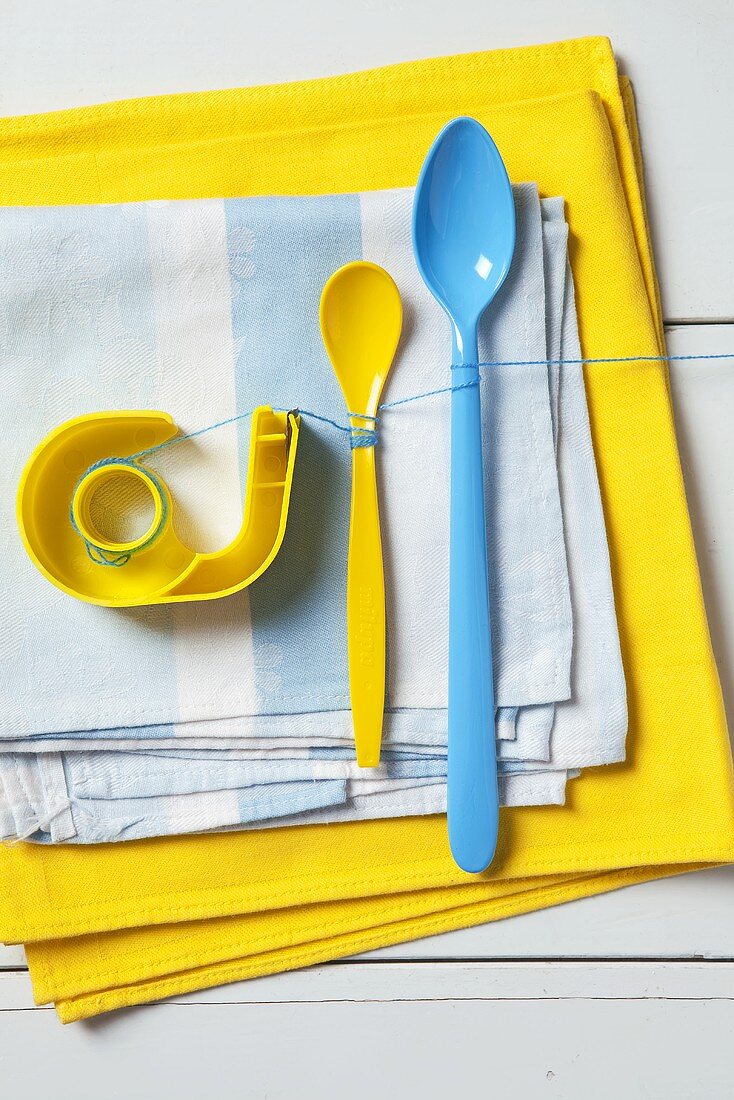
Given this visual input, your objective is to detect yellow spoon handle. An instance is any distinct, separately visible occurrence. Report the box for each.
[347,443,386,768]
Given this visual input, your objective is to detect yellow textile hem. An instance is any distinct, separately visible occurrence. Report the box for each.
[5,830,734,946]
[0,36,731,1018]
[48,865,703,1023]
[28,864,711,1009]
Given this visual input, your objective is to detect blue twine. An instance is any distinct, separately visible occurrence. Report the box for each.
[350,431,378,449]
[131,411,255,461]
[348,412,378,449]
[69,456,170,568]
[70,349,734,567]
[267,407,380,448]
[473,352,734,368]
[129,350,734,460]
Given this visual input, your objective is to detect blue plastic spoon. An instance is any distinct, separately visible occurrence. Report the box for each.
[412,117,516,873]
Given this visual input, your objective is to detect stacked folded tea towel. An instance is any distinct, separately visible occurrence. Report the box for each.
[0,181,625,842]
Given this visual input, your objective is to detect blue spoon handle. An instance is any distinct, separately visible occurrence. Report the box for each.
[448,331,499,873]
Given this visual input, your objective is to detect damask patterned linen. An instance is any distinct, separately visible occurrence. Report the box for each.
[0,184,625,840]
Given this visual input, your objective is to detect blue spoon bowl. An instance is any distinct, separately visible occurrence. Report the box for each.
[412,117,516,873]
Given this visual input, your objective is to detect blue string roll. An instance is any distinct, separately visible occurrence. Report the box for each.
[69,456,170,568]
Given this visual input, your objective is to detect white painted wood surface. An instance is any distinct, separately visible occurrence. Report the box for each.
[1,2,733,1096]
[2,964,734,1097]
[1,0,733,321]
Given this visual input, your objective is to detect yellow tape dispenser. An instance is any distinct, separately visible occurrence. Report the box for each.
[17,406,299,607]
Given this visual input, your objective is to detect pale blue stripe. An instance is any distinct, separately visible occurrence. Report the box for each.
[36,724,176,742]
[224,195,362,714]
[0,204,179,736]
[33,780,350,843]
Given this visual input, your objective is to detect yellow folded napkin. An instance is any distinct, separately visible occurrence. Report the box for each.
[1,36,733,1022]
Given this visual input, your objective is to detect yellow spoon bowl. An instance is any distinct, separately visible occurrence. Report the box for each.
[320,261,403,767]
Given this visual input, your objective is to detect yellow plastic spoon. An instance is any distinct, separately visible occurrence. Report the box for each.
[320,261,402,767]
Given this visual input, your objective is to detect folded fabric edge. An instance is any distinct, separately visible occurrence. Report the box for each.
[0,37,616,143]
[43,863,706,1022]
[6,828,734,947]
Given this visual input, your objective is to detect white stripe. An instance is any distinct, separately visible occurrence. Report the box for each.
[358,188,451,709]
[145,198,257,723]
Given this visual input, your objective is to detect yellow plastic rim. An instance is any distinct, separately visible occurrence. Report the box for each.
[17,407,300,605]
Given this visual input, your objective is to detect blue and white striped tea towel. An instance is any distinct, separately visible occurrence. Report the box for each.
[0,750,570,843]
[0,184,570,744]
[0,183,626,843]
